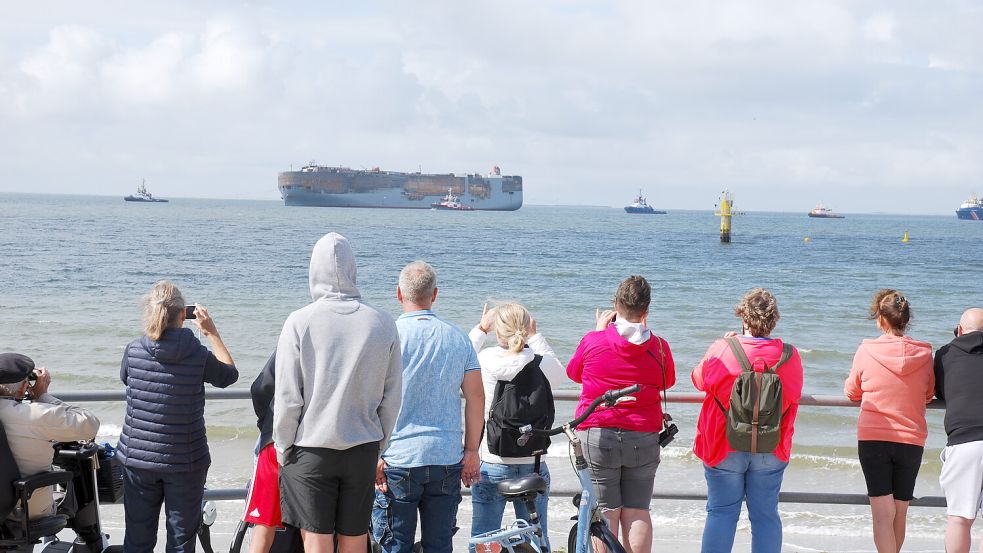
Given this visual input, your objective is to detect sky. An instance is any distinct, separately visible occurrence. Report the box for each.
[1,1,981,213]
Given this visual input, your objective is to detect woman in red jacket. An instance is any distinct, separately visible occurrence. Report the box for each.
[692,288,803,553]
[567,275,676,553]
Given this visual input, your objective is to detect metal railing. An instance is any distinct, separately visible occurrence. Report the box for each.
[67,389,947,508]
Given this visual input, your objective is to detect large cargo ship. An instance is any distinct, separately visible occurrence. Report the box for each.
[278,163,522,210]
[956,194,982,220]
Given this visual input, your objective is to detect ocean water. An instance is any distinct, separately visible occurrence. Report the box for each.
[2,192,983,551]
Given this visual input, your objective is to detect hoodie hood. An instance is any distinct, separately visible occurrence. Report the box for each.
[604,324,657,356]
[141,327,203,363]
[951,331,983,355]
[861,334,933,375]
[309,233,361,302]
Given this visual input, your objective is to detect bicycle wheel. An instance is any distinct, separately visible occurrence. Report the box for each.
[567,521,627,553]
[228,520,253,553]
[590,521,625,553]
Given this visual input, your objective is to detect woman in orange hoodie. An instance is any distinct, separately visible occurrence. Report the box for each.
[844,289,934,553]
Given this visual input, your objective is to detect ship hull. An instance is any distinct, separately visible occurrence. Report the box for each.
[808,213,843,218]
[124,196,168,203]
[624,206,666,214]
[279,167,522,211]
[956,207,983,220]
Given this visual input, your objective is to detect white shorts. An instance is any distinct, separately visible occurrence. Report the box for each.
[940,441,983,518]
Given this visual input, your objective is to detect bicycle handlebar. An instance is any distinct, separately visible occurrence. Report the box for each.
[517,384,641,444]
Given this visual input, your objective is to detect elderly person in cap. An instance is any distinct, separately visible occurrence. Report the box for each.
[0,353,100,522]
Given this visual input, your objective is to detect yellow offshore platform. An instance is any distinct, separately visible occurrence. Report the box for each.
[715,189,735,243]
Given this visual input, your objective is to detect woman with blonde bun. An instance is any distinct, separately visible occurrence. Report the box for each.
[118,280,239,553]
[468,302,566,552]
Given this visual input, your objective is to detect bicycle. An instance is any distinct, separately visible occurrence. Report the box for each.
[468,384,640,553]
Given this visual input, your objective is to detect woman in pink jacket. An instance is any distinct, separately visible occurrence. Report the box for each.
[692,288,803,553]
[567,275,676,553]
[844,289,934,553]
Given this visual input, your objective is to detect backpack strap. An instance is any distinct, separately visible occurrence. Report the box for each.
[771,343,794,370]
[725,337,754,373]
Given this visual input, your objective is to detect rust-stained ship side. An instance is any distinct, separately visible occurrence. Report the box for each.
[278,164,522,210]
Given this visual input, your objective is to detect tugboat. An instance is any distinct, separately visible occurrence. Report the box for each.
[624,190,667,214]
[956,194,983,220]
[808,202,844,218]
[124,180,168,203]
[430,188,474,211]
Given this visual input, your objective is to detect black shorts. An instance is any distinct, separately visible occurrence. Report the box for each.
[857,440,924,501]
[279,442,379,535]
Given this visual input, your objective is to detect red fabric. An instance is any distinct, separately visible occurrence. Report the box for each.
[243,443,283,527]
[566,325,676,432]
[691,336,804,467]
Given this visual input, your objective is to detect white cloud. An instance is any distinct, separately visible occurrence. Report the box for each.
[0,0,981,214]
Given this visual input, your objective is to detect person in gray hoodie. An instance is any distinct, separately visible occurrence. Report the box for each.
[273,232,402,553]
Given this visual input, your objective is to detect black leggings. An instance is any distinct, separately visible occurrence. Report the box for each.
[858,440,924,501]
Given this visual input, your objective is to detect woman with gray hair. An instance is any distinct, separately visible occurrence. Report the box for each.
[118,280,239,553]
[691,287,803,553]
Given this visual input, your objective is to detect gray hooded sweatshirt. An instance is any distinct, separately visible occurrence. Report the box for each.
[273,233,402,462]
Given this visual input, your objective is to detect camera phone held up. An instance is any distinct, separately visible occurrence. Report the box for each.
[185,305,197,320]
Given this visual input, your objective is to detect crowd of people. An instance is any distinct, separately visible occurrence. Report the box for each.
[1,230,982,553]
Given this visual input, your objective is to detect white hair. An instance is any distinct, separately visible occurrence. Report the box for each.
[398,261,437,304]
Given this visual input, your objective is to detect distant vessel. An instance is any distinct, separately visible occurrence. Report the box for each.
[624,190,666,214]
[278,164,521,210]
[956,194,983,220]
[431,188,475,211]
[124,180,168,203]
[808,202,843,218]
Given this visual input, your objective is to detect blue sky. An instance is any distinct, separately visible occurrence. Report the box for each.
[1,1,981,213]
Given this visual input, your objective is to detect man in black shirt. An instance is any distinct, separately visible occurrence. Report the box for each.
[935,308,983,553]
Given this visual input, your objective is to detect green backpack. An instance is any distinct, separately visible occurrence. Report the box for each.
[715,337,793,454]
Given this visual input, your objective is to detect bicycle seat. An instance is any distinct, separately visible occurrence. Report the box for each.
[496,475,547,499]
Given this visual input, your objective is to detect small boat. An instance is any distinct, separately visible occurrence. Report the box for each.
[624,190,667,214]
[956,194,983,220]
[808,202,843,218]
[430,188,474,211]
[124,180,168,203]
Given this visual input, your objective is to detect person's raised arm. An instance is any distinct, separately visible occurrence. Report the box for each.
[468,303,496,353]
[461,370,484,487]
[194,305,234,366]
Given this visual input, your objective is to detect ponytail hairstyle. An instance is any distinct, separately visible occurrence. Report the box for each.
[143,280,186,340]
[494,302,532,354]
[868,288,910,334]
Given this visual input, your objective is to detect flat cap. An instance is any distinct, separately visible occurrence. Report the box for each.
[0,353,34,384]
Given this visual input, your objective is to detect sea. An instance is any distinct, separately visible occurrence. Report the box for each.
[2,192,982,552]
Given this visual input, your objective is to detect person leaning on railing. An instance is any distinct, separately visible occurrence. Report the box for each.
[692,287,803,553]
[844,290,934,553]
[117,280,239,553]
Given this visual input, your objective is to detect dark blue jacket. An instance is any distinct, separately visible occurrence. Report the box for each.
[118,327,238,472]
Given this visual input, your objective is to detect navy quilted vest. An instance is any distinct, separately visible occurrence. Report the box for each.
[117,327,211,472]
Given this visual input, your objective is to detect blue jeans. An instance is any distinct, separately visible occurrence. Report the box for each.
[701,452,788,553]
[122,466,208,553]
[470,461,551,553]
[372,464,462,553]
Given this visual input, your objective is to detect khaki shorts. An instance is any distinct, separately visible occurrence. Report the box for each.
[940,441,983,519]
[582,427,661,510]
